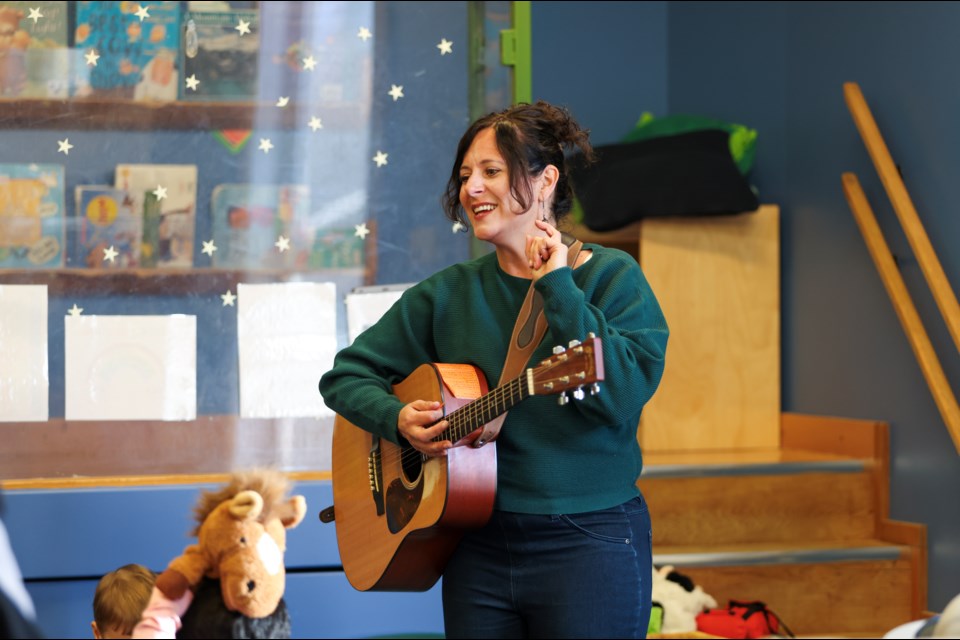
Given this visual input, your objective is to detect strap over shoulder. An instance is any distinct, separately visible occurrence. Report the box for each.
[470,232,584,448]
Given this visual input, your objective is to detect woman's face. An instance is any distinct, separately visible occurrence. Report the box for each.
[458,127,535,244]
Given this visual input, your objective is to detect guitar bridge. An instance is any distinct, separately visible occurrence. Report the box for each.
[369,439,385,516]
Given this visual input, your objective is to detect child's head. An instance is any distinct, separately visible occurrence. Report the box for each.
[91,563,157,639]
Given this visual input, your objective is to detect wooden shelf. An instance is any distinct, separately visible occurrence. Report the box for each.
[0,267,366,296]
[0,415,333,483]
[0,98,367,131]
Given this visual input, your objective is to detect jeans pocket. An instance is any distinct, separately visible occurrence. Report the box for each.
[557,498,646,544]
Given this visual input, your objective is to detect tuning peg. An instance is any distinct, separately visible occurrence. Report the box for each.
[567,338,581,348]
[587,332,596,339]
[552,345,566,355]
[573,387,585,401]
[590,383,601,396]
[557,392,569,406]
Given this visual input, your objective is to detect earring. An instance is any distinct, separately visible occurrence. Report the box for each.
[540,199,547,222]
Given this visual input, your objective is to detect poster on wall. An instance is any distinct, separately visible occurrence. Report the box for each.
[64,315,197,420]
[237,282,337,418]
[0,285,48,421]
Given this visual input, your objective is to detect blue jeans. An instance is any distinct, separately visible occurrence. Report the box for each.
[442,495,653,639]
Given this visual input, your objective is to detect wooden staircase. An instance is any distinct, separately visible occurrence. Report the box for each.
[639,412,927,637]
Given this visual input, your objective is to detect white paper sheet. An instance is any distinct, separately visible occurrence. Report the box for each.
[345,283,413,344]
[65,315,197,421]
[0,285,48,421]
[238,282,337,418]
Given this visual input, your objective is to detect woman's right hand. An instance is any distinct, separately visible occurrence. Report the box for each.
[397,400,452,457]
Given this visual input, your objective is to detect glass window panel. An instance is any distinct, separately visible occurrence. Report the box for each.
[0,0,513,482]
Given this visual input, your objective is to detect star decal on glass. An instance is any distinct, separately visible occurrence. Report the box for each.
[103,246,119,263]
[276,96,290,107]
[275,235,291,252]
[67,304,83,317]
[259,138,274,153]
[437,38,453,55]
[185,74,200,90]
[135,4,150,22]
[388,84,404,101]
[201,240,217,257]
[152,185,167,200]
[357,26,372,41]
[27,7,42,23]
[85,49,100,66]
[302,56,317,71]
[221,290,237,307]
[354,223,370,239]
[235,18,251,35]
[372,150,388,167]
[57,138,73,155]
[308,116,323,132]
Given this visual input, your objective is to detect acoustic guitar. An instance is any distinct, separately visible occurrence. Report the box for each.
[329,335,604,591]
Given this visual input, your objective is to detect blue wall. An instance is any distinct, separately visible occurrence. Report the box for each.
[533,0,959,611]
[532,1,668,146]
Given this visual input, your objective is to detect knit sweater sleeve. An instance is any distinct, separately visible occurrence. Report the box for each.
[534,246,669,426]
[318,281,438,445]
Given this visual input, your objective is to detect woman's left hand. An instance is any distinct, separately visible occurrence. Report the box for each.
[526,219,567,280]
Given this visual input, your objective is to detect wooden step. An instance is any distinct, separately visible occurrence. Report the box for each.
[639,449,876,546]
[638,415,927,637]
[654,540,916,636]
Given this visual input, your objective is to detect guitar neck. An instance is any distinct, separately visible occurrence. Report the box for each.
[435,374,527,443]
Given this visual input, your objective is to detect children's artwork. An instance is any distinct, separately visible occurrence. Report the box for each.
[73,1,181,101]
[70,185,142,268]
[180,8,259,101]
[114,163,197,268]
[345,283,413,344]
[0,1,70,98]
[0,284,48,421]
[210,183,306,269]
[237,282,337,419]
[0,163,65,268]
[64,314,197,421]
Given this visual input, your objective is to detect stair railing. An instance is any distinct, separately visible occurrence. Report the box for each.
[843,82,960,455]
[841,173,960,455]
[844,81,960,354]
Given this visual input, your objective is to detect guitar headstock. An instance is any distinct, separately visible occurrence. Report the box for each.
[529,334,604,402]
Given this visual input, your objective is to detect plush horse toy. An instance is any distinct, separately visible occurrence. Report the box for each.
[134,469,307,639]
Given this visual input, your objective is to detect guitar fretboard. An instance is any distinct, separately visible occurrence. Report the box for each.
[432,374,527,442]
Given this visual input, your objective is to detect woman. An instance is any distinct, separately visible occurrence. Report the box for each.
[319,100,668,639]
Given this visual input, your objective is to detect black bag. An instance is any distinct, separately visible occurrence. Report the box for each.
[569,129,759,232]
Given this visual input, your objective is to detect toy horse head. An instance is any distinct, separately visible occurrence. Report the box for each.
[156,469,307,619]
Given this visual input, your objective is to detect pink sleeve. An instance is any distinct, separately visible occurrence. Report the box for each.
[132,586,193,639]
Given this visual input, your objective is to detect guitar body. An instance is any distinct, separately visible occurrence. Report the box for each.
[329,336,604,592]
[331,362,498,592]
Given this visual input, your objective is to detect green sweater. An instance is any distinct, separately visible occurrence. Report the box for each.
[319,244,669,514]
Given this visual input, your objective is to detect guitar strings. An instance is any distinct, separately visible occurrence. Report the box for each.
[377,349,588,471]
[381,375,528,470]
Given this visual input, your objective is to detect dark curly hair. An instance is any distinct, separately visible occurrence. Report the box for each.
[442,100,595,227]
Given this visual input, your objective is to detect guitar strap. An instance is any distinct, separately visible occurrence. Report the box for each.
[471,233,584,447]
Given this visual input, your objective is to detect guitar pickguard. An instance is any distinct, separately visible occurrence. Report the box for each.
[385,474,424,533]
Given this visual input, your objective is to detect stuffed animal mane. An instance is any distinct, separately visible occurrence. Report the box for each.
[188,469,294,537]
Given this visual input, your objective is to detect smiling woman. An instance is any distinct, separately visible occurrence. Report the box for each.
[320,100,670,639]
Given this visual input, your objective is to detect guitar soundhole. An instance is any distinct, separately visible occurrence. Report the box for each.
[385,476,424,533]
